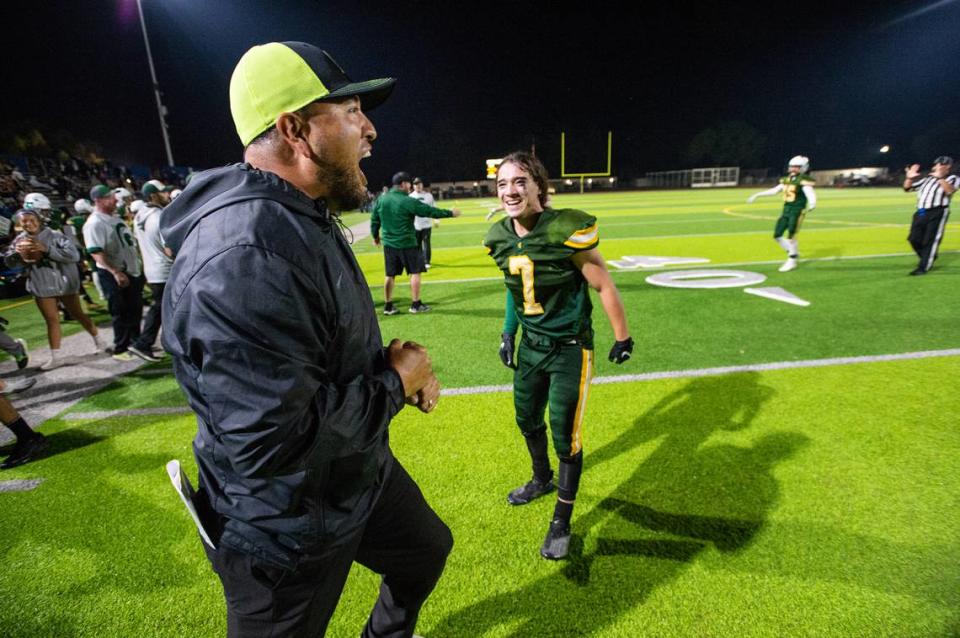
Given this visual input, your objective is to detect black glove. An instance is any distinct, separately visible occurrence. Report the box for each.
[499,333,517,369]
[608,337,634,364]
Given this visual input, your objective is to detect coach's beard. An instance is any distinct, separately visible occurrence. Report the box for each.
[314,160,367,213]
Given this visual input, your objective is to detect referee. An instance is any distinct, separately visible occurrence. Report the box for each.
[903,156,958,275]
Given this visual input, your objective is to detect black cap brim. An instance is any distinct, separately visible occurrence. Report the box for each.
[322,78,396,111]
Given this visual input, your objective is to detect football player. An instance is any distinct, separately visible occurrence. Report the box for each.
[483,151,633,560]
[746,155,817,272]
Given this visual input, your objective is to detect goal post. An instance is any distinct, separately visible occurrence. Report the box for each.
[561,131,613,193]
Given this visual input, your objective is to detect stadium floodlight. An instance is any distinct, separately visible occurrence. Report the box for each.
[880,145,891,153]
[560,131,613,193]
[137,0,175,167]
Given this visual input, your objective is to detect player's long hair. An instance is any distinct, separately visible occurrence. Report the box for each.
[497,151,550,208]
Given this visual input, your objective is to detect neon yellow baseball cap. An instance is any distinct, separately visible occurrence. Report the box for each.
[229,41,396,146]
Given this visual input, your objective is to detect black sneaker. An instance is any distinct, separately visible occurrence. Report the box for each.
[128,345,162,363]
[384,302,398,316]
[1,434,49,470]
[909,267,927,276]
[409,301,431,314]
[507,475,554,505]
[540,518,572,560]
[13,338,28,369]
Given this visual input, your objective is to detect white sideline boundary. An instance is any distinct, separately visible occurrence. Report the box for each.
[441,348,960,397]
[59,348,960,419]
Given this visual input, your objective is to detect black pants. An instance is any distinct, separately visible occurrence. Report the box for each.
[97,269,144,353]
[415,228,432,265]
[133,282,165,351]
[908,206,949,272]
[204,459,453,638]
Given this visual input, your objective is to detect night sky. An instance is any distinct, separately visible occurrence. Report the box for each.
[3,0,959,186]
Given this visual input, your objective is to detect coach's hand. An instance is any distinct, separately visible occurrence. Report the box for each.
[387,339,434,399]
[499,333,517,369]
[414,374,441,413]
[608,337,634,364]
[451,208,462,218]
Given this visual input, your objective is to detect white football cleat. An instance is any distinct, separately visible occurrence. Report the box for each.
[779,258,798,272]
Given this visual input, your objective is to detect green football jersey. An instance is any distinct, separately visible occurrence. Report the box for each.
[779,173,816,210]
[483,208,599,341]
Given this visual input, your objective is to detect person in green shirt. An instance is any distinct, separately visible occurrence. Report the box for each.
[746,155,817,272]
[483,151,634,560]
[370,171,460,314]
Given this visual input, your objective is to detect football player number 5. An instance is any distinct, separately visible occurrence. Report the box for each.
[508,255,544,315]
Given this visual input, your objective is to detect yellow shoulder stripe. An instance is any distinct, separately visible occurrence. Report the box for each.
[564,223,599,248]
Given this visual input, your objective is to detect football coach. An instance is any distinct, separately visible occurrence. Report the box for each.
[160,42,452,637]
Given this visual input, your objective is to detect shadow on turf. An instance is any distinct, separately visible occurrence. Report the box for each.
[431,372,809,637]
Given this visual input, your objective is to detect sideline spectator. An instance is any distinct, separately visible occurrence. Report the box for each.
[0,384,44,470]
[5,208,103,369]
[371,171,460,315]
[70,198,103,303]
[410,177,438,269]
[0,320,29,369]
[128,180,173,363]
[83,185,143,360]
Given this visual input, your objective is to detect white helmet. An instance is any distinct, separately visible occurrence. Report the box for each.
[23,192,52,211]
[129,199,147,215]
[788,155,810,172]
[169,188,182,200]
[114,187,133,202]
[74,198,93,214]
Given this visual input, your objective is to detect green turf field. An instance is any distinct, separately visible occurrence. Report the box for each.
[1,187,958,637]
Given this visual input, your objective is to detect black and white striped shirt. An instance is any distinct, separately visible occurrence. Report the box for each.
[911,174,959,209]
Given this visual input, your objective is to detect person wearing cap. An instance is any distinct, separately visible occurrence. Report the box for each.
[903,156,958,275]
[160,42,451,637]
[370,172,460,315]
[410,177,438,270]
[4,207,103,369]
[84,184,144,360]
[127,181,173,363]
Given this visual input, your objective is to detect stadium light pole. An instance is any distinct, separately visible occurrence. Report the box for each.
[136,0,175,167]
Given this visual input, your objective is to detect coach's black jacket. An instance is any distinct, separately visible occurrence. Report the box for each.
[161,164,406,569]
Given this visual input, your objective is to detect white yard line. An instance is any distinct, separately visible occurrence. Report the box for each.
[64,406,192,421]
[0,479,45,493]
[74,349,958,418]
[442,348,960,397]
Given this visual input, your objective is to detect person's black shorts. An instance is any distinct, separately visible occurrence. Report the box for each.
[384,246,426,276]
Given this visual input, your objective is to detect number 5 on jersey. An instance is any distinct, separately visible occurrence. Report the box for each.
[508,255,544,315]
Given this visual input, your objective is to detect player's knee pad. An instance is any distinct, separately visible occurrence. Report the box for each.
[557,452,583,501]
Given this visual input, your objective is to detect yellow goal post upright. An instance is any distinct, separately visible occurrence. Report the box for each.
[560,131,613,193]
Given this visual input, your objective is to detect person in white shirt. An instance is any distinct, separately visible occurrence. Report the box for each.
[83,184,143,361]
[128,180,174,362]
[410,177,437,269]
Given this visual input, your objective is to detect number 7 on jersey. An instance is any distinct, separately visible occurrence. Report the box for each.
[508,255,544,315]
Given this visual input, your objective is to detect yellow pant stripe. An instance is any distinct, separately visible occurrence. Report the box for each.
[570,349,593,455]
